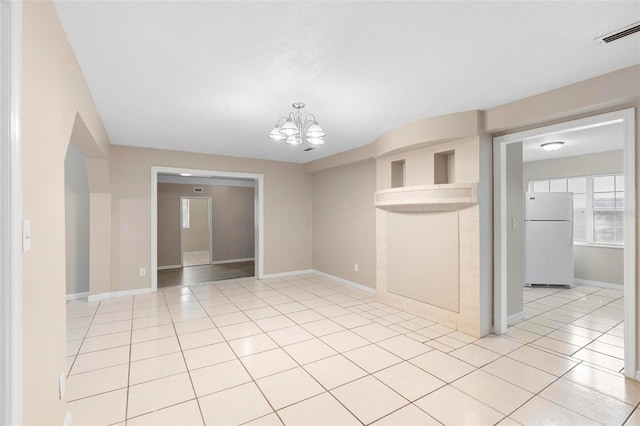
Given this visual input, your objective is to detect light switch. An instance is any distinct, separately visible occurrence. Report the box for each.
[22,220,31,252]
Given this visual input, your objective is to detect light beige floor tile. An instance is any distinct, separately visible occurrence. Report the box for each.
[211,311,250,327]
[540,379,634,425]
[244,413,283,426]
[547,330,594,347]
[183,342,236,370]
[68,388,127,426]
[244,306,281,320]
[132,314,172,330]
[273,301,307,314]
[71,345,130,375]
[177,328,224,351]
[267,325,315,346]
[301,318,346,337]
[331,313,372,329]
[190,358,252,397]
[218,321,263,340]
[449,343,502,367]
[127,372,195,418]
[505,326,542,344]
[564,363,640,405]
[67,326,89,341]
[130,335,180,361]
[560,324,604,339]
[129,351,186,385]
[481,356,556,393]
[331,376,408,424]
[314,305,351,318]
[573,348,625,372]
[343,344,402,373]
[374,361,445,401]
[586,340,625,359]
[320,330,371,352]
[85,319,132,338]
[131,324,175,344]
[277,392,360,426]
[474,334,522,355]
[173,317,215,335]
[65,363,129,401]
[626,408,640,426]
[256,367,324,410]
[170,309,208,323]
[415,385,503,426]
[126,399,203,425]
[371,404,440,426]
[351,322,399,343]
[67,316,94,330]
[531,336,582,356]
[228,333,278,357]
[240,348,298,379]
[92,310,133,325]
[286,309,326,324]
[198,382,273,425]
[304,355,368,389]
[255,314,296,332]
[283,338,337,365]
[79,331,131,354]
[67,339,83,357]
[513,320,555,336]
[507,345,577,376]
[132,305,169,319]
[453,369,533,415]
[496,417,522,426]
[410,350,475,383]
[376,335,432,360]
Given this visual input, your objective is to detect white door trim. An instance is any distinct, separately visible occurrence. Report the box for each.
[151,166,264,291]
[179,196,213,266]
[0,1,22,424]
[493,108,636,379]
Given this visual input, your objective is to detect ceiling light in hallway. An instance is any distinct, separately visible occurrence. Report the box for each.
[540,141,565,151]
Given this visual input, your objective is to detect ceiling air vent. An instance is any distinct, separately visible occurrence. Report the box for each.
[193,187,203,193]
[304,147,314,152]
[595,21,640,44]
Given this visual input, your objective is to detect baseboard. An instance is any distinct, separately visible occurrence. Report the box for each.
[88,287,154,302]
[63,412,72,426]
[65,291,89,301]
[574,278,623,290]
[312,270,376,294]
[261,269,313,279]
[211,257,255,265]
[507,311,525,325]
[158,264,181,271]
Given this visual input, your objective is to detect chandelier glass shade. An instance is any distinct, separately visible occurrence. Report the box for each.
[268,102,325,145]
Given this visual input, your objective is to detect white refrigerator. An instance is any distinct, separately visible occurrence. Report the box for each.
[524,192,574,287]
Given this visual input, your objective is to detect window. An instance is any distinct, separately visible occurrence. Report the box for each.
[529,173,623,246]
[181,198,190,228]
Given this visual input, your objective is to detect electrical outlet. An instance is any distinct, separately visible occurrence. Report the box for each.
[139,267,146,276]
[354,264,359,272]
[59,372,65,399]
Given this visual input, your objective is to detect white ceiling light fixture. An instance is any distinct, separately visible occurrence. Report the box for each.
[268,102,325,146]
[540,141,565,151]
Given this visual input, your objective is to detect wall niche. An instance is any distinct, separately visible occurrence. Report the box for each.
[391,160,405,188]
[434,150,455,184]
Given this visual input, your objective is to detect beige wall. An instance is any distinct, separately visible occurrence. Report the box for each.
[182,198,210,253]
[312,160,376,288]
[506,142,524,318]
[158,183,255,266]
[64,144,90,295]
[110,145,311,291]
[22,1,111,423]
[523,150,624,285]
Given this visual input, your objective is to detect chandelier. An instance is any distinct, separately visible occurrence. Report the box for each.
[268,102,325,145]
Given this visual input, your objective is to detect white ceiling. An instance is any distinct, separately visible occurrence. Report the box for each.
[53,1,640,164]
[522,120,624,162]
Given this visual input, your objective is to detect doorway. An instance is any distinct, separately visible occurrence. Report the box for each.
[180,196,212,267]
[493,108,636,379]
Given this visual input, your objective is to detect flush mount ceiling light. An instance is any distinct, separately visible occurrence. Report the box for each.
[268,102,325,146]
[540,141,565,151]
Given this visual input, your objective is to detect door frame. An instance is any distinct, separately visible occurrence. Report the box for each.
[493,108,636,378]
[179,196,213,267]
[151,166,264,291]
[0,0,22,424]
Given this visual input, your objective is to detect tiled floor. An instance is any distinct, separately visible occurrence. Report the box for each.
[66,275,638,425]
[183,251,211,267]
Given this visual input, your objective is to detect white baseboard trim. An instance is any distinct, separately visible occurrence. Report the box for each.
[574,278,623,290]
[312,270,376,294]
[507,311,525,325]
[158,265,181,271]
[88,287,154,302]
[63,412,72,426]
[261,269,313,279]
[65,291,89,301]
[211,257,255,265]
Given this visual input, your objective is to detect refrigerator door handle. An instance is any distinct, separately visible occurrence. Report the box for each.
[570,221,573,245]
